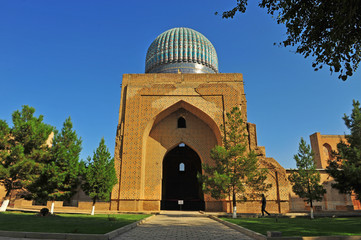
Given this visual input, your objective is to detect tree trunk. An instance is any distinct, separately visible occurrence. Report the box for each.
[0,191,11,212]
[310,200,314,219]
[50,200,55,214]
[307,181,314,219]
[91,199,96,215]
[0,200,9,212]
[232,191,237,219]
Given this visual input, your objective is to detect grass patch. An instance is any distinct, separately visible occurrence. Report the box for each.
[0,212,151,234]
[221,217,361,237]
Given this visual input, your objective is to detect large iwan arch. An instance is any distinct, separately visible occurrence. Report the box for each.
[140,101,220,210]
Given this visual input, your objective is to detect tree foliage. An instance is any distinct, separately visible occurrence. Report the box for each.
[288,138,326,211]
[0,106,53,199]
[81,138,117,205]
[220,0,361,80]
[327,100,361,201]
[200,107,271,213]
[27,117,82,203]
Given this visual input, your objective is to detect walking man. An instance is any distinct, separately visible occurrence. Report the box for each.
[261,194,271,216]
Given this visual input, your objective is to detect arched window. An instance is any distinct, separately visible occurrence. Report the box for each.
[178,117,186,128]
[179,163,185,172]
[323,143,333,160]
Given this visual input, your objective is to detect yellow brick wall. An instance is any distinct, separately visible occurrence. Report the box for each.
[111,73,291,213]
[286,170,353,212]
[310,132,345,169]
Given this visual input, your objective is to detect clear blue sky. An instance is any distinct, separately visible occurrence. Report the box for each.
[1,1,360,168]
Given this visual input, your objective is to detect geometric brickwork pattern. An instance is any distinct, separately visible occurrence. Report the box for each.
[111,73,291,213]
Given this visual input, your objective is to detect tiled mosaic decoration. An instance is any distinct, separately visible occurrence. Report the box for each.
[145,27,218,73]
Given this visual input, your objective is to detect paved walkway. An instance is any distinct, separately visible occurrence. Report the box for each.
[0,211,255,240]
[113,211,254,240]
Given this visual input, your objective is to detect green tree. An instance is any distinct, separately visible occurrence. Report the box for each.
[288,138,326,219]
[81,138,117,215]
[0,106,53,212]
[327,100,361,201]
[200,107,271,218]
[219,0,361,80]
[27,117,82,213]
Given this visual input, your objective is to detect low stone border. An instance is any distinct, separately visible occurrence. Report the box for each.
[207,215,361,240]
[208,215,267,240]
[0,215,155,240]
[106,215,155,239]
[266,236,361,240]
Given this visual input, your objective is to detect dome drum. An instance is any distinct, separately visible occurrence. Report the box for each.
[147,62,216,74]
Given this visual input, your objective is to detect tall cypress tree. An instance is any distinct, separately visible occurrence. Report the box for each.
[0,106,53,211]
[81,138,117,215]
[200,107,271,218]
[327,100,361,201]
[27,117,82,213]
[288,138,326,219]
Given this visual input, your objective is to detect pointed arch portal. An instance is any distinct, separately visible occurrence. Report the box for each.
[161,144,205,211]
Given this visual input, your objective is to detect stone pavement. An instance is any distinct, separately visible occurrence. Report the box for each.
[0,211,255,240]
[113,211,255,240]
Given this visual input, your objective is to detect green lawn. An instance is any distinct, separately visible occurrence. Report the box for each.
[0,212,151,234]
[221,217,361,237]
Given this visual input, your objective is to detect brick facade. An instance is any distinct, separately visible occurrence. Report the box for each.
[111,73,290,213]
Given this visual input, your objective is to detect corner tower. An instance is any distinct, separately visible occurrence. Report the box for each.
[111,27,289,213]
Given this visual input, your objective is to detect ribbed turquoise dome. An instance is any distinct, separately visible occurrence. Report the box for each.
[145,27,218,73]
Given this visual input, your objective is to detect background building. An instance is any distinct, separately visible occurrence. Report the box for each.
[287,133,360,212]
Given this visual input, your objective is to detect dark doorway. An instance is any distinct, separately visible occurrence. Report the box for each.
[161,144,205,211]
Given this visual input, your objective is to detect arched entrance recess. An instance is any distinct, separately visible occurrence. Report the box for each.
[161,144,205,211]
[141,100,220,211]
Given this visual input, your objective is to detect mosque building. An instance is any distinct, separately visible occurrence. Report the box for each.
[110,27,291,213]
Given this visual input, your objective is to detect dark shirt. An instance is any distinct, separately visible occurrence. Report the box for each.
[262,196,266,207]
